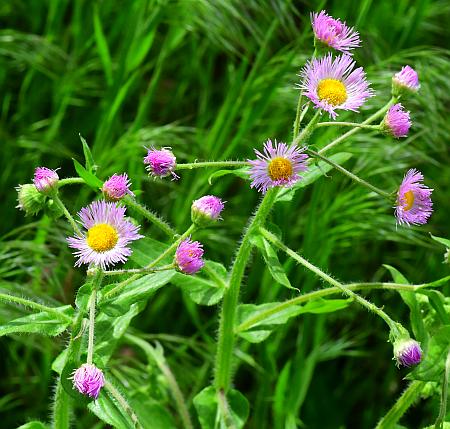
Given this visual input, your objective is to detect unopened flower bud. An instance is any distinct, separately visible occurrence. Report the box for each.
[392,65,420,97]
[33,167,59,194]
[381,104,411,138]
[174,238,204,275]
[71,363,105,399]
[16,184,46,216]
[191,195,225,227]
[143,148,178,179]
[102,173,134,201]
[394,338,422,367]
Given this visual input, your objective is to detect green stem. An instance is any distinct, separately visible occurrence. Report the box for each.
[306,149,393,200]
[105,380,143,429]
[0,292,72,322]
[214,188,278,392]
[316,122,381,130]
[236,282,429,334]
[102,224,196,299]
[123,195,176,237]
[293,110,321,146]
[52,377,72,429]
[176,161,249,170]
[51,193,82,235]
[434,349,450,429]
[86,270,103,365]
[375,381,425,429]
[125,334,194,429]
[103,264,175,276]
[319,97,396,154]
[260,227,402,336]
[57,177,85,188]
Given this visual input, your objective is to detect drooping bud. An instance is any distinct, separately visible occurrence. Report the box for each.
[102,173,134,201]
[33,167,59,194]
[191,195,225,227]
[392,65,420,97]
[143,148,178,179]
[15,184,46,216]
[174,238,204,275]
[394,338,422,367]
[71,363,105,399]
[381,104,411,138]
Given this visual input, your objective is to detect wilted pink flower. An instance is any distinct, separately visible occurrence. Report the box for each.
[311,10,360,54]
[191,195,225,226]
[175,238,204,275]
[382,104,411,138]
[248,140,308,194]
[67,200,143,270]
[72,363,105,399]
[394,339,422,367]
[392,66,420,95]
[144,148,178,179]
[33,167,59,193]
[299,53,374,119]
[395,169,433,226]
[102,173,134,201]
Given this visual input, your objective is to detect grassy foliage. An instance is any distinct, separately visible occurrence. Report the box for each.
[0,0,449,428]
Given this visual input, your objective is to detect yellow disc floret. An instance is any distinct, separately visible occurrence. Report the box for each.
[317,78,347,106]
[87,223,118,252]
[268,157,293,181]
[403,190,415,211]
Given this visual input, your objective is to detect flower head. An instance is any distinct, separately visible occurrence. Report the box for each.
[395,169,433,226]
[67,200,143,270]
[247,139,308,194]
[381,104,411,138]
[191,195,225,226]
[175,238,204,275]
[299,53,374,119]
[16,184,46,216]
[394,339,422,367]
[392,65,420,96]
[33,167,59,194]
[311,10,360,54]
[71,363,105,399]
[144,148,178,179]
[102,173,134,201]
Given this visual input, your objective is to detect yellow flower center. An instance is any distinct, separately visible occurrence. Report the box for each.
[403,190,415,211]
[87,223,118,252]
[268,157,293,181]
[317,78,348,106]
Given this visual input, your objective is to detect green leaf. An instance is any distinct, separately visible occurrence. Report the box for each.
[79,134,96,172]
[171,261,227,305]
[72,158,103,190]
[89,388,135,428]
[16,422,49,429]
[0,305,73,337]
[276,153,352,202]
[208,167,249,185]
[128,237,171,266]
[194,386,249,429]
[236,298,351,343]
[409,326,450,382]
[251,234,296,291]
[430,233,450,248]
[93,6,113,86]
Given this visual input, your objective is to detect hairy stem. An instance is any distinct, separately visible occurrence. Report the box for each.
[306,149,394,200]
[123,195,176,237]
[317,122,381,130]
[260,227,402,335]
[214,188,278,392]
[51,193,82,235]
[52,376,72,429]
[87,270,103,365]
[0,292,72,322]
[319,97,396,154]
[434,349,450,429]
[105,380,143,429]
[176,161,249,170]
[57,177,85,188]
[293,110,321,146]
[103,263,175,276]
[375,381,425,429]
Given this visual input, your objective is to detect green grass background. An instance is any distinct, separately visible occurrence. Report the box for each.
[0,0,449,428]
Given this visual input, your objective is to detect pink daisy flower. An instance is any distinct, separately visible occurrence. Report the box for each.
[381,104,411,138]
[191,195,225,226]
[248,140,308,194]
[392,65,420,94]
[144,147,178,179]
[395,169,433,226]
[71,363,105,399]
[311,10,360,54]
[175,238,204,275]
[33,167,59,193]
[102,173,134,201]
[67,200,143,270]
[299,53,374,119]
